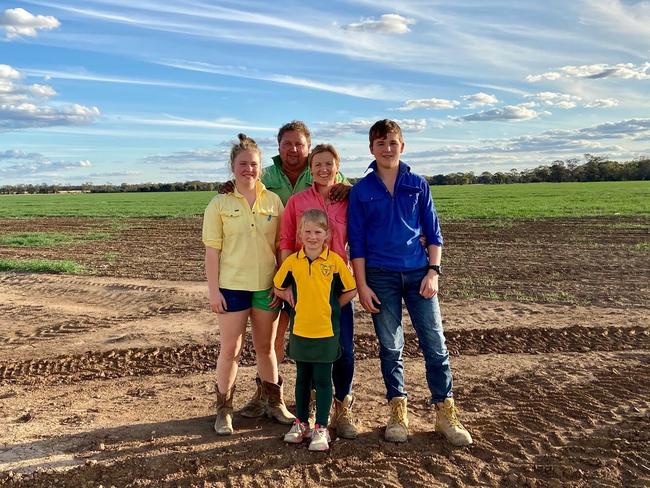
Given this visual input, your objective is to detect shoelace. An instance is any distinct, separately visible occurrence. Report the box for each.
[390,402,407,425]
[312,428,327,441]
[441,403,462,427]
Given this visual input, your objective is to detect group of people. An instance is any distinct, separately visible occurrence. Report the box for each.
[202,119,472,452]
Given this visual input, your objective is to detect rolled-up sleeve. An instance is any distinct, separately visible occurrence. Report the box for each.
[202,198,223,250]
[347,186,366,260]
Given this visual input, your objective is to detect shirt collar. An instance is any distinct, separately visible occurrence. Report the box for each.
[297,245,330,261]
[366,160,410,174]
[232,180,266,198]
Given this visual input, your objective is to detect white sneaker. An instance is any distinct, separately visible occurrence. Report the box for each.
[284,419,311,444]
[308,425,331,451]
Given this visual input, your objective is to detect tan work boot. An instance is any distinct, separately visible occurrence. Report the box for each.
[214,384,235,435]
[435,397,472,446]
[385,396,409,442]
[331,394,358,439]
[240,376,267,418]
[263,377,295,425]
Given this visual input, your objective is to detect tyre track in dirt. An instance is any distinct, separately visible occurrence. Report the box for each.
[0,273,205,346]
[2,325,647,386]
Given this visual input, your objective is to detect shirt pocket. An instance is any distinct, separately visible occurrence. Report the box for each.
[257,206,280,238]
[396,184,422,220]
[358,192,390,222]
[219,208,244,235]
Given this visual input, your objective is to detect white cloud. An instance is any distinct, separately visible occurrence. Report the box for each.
[142,148,229,165]
[527,62,650,82]
[0,149,43,160]
[461,92,498,108]
[525,91,620,110]
[344,14,414,34]
[0,8,60,39]
[0,64,100,131]
[585,98,620,108]
[395,97,459,111]
[526,92,581,109]
[0,158,93,178]
[456,104,545,122]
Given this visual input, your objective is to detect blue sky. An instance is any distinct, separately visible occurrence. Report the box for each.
[1,0,649,185]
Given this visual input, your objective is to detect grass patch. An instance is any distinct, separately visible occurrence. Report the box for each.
[0,258,85,274]
[0,231,111,247]
[632,242,650,252]
[103,252,119,264]
[0,181,648,220]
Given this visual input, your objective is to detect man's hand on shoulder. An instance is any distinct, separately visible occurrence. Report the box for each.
[329,183,351,202]
[218,180,235,194]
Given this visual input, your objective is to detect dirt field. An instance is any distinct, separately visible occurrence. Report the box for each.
[1,217,648,487]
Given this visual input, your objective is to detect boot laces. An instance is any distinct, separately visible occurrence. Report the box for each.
[390,400,407,425]
[442,402,462,427]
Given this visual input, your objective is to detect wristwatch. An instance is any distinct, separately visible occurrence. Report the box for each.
[428,265,442,275]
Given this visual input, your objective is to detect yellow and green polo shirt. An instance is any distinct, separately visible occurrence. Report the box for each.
[203,181,283,291]
[273,247,356,363]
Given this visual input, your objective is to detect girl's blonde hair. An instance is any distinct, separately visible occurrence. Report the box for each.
[298,208,329,236]
[229,133,261,172]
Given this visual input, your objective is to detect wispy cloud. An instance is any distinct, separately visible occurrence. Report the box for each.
[527,62,650,82]
[0,7,60,39]
[461,92,498,108]
[394,97,459,111]
[455,104,547,122]
[20,67,243,92]
[315,118,427,138]
[158,59,393,100]
[343,14,414,34]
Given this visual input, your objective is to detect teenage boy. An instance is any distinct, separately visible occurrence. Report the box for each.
[348,119,472,446]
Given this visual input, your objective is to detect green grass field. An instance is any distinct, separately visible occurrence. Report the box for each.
[0,259,85,273]
[0,181,648,220]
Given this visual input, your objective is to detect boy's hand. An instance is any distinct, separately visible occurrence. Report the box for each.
[218,180,235,194]
[273,287,295,308]
[358,284,380,313]
[419,271,439,299]
[209,290,228,314]
[328,183,351,202]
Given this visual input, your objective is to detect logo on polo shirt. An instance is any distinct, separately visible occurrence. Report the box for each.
[320,264,334,277]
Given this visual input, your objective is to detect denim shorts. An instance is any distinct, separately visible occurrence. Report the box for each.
[219,287,279,312]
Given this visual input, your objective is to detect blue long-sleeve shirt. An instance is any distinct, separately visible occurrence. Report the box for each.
[348,161,443,271]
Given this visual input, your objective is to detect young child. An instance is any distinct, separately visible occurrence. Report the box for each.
[348,119,472,446]
[273,209,357,451]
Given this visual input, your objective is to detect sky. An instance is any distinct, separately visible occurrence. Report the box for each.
[1,0,649,185]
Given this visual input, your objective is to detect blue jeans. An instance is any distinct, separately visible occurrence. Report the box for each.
[332,301,354,401]
[366,267,453,404]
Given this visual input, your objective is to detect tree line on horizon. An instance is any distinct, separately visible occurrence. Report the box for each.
[2,155,648,195]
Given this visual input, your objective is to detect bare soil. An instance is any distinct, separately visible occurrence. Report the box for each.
[0,216,648,487]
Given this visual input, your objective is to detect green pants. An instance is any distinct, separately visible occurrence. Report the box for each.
[295,361,333,427]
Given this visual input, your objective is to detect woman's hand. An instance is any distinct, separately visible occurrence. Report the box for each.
[209,289,228,314]
[273,286,295,308]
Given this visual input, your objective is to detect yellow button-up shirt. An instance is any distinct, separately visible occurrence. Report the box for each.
[202,181,283,291]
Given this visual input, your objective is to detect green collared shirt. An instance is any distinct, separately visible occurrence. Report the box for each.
[261,155,348,205]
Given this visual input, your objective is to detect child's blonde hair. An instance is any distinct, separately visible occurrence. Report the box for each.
[298,208,329,236]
